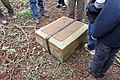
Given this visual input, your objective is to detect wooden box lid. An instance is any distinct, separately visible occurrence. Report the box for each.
[35,17,88,50]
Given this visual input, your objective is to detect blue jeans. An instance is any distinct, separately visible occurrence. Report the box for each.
[90,41,120,78]
[87,22,97,50]
[30,0,45,19]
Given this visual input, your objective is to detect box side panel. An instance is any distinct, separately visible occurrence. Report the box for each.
[62,31,87,62]
[35,33,64,62]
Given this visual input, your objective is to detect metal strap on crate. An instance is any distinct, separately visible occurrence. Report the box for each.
[45,20,76,54]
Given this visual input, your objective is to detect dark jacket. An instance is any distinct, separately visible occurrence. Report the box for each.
[86,0,102,23]
[92,0,120,48]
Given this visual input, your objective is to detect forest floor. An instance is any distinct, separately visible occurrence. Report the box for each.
[0,0,120,80]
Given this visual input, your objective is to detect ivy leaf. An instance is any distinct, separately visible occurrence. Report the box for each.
[7,49,16,54]
[18,9,31,17]
[1,46,9,51]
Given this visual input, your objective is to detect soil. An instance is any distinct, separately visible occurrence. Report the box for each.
[0,0,120,80]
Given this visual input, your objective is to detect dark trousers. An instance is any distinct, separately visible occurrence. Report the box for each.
[58,0,66,6]
[90,41,120,78]
[0,0,13,18]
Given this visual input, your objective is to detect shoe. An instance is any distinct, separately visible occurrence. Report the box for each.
[88,62,104,79]
[76,19,80,21]
[0,18,8,25]
[76,18,85,22]
[87,63,97,80]
[11,14,17,19]
[56,3,61,8]
[41,12,49,17]
[89,50,95,55]
[82,19,85,22]
[89,74,103,80]
[35,19,40,24]
[62,5,67,10]
[84,43,95,55]
[99,74,105,78]
[88,74,97,80]
[9,13,17,19]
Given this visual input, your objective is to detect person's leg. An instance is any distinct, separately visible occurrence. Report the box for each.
[0,9,8,24]
[89,41,111,78]
[0,9,4,18]
[58,0,62,4]
[68,0,76,19]
[38,0,45,14]
[30,0,39,23]
[61,0,67,10]
[1,0,14,16]
[56,0,61,8]
[38,0,49,17]
[87,22,97,51]
[77,0,84,21]
[100,48,119,77]
[61,0,66,6]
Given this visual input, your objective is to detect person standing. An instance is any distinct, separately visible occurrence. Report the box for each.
[89,0,120,79]
[29,0,48,24]
[0,0,16,24]
[68,0,84,21]
[85,0,106,55]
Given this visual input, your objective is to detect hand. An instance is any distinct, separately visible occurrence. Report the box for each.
[91,36,97,40]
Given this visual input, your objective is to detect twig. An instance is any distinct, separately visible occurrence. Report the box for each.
[4,25,14,29]
[0,24,6,47]
[113,62,120,67]
[116,54,120,58]
[9,68,15,80]
[21,26,34,29]
[14,24,28,39]
[116,54,120,64]
[4,26,34,29]
[116,58,120,64]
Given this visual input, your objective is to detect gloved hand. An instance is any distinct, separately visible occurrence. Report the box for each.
[94,0,106,8]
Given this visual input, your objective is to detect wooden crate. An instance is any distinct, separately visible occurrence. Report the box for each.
[35,17,88,62]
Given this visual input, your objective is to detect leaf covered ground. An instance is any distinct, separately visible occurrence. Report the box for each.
[0,0,120,80]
